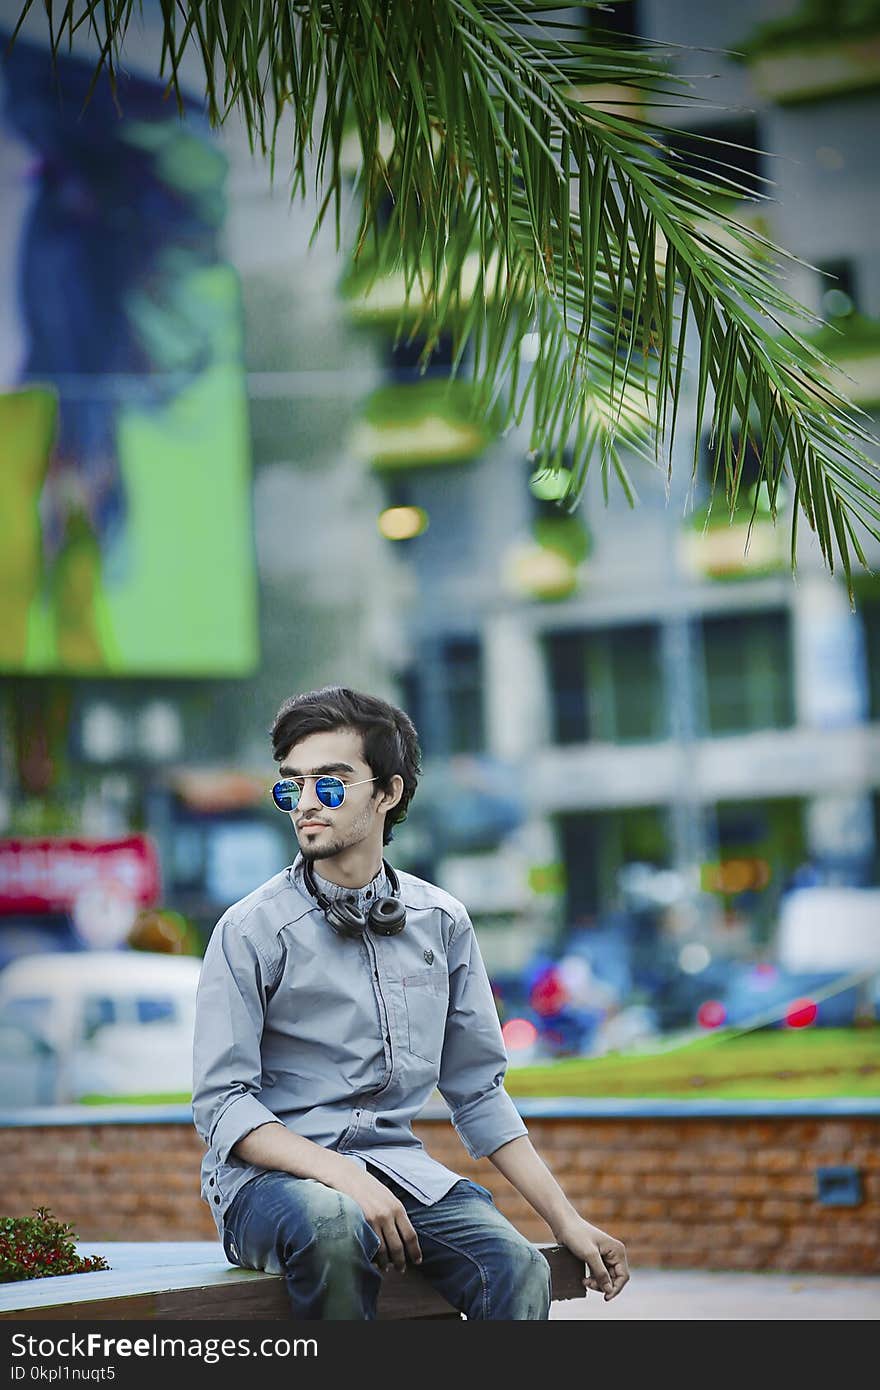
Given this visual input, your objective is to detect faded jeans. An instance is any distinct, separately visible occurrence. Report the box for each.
[221,1165,552,1320]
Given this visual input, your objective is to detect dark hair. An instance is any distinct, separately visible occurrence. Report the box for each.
[270,687,421,845]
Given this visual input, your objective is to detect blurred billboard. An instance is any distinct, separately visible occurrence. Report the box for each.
[0,36,257,677]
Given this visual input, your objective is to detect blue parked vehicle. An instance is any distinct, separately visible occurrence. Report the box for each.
[710,961,868,1030]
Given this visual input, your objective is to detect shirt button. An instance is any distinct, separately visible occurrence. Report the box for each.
[374,971,379,980]
[213,1196,221,1205]
[385,1033,391,1043]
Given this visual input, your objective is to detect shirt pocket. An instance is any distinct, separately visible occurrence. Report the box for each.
[402,968,449,1064]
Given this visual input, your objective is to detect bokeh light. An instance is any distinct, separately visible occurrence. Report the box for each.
[696,999,726,1029]
[785,998,818,1029]
[529,966,570,1018]
[502,1018,538,1051]
[377,505,429,540]
[679,942,711,975]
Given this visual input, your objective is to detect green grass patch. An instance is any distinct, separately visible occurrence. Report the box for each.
[505,1027,880,1100]
[77,1029,880,1106]
[79,1093,192,1107]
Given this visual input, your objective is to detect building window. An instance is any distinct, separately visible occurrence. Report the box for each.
[816,258,859,322]
[401,638,484,757]
[861,598,880,721]
[699,610,794,735]
[545,625,666,744]
[558,805,670,924]
[699,428,765,506]
[663,119,764,202]
[398,668,424,746]
[708,798,807,945]
[386,331,456,381]
[444,638,485,754]
[583,2,643,42]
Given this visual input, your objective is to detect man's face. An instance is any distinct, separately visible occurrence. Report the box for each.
[278,726,396,863]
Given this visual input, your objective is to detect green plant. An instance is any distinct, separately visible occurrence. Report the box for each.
[740,0,880,55]
[0,1208,109,1284]
[809,313,880,360]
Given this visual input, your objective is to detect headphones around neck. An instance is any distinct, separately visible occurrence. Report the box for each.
[303,857,407,939]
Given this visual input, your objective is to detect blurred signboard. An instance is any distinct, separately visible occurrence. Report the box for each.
[0,38,257,677]
[0,836,160,915]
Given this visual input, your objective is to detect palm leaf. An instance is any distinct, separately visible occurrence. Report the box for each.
[13,0,880,597]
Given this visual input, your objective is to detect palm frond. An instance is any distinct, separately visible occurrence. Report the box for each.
[14,0,880,599]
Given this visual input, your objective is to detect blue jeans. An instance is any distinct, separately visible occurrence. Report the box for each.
[222,1165,552,1320]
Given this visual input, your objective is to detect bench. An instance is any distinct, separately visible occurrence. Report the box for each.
[0,1241,586,1320]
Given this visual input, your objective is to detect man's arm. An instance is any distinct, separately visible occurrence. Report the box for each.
[191,915,285,1162]
[231,1123,422,1272]
[436,908,530,1158]
[487,1135,630,1300]
[434,906,629,1300]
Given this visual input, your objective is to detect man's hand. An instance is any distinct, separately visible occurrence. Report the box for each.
[556,1215,630,1301]
[333,1164,423,1274]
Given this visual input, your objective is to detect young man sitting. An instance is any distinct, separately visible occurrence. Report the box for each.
[192,686,629,1320]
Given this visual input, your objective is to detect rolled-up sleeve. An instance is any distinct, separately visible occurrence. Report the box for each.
[437,908,528,1159]
[192,914,282,1164]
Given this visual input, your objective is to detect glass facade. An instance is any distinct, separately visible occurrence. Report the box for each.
[699,610,794,735]
[544,625,666,744]
[557,804,671,925]
[861,596,880,721]
[709,797,808,944]
[401,637,484,758]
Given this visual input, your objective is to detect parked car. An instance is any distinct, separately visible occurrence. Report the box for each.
[0,950,203,1107]
[710,961,870,1030]
[0,1018,56,1106]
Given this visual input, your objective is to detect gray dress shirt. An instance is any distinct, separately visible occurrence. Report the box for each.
[192,854,528,1236]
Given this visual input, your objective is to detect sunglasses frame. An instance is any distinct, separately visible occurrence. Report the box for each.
[271,774,379,813]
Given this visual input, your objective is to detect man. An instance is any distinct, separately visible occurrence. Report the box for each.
[192,686,629,1320]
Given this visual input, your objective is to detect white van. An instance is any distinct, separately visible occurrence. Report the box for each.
[0,950,203,1107]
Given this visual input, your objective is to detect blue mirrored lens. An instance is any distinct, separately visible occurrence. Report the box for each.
[272,780,301,812]
[316,777,345,808]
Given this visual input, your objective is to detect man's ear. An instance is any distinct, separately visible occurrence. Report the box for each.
[376,774,404,815]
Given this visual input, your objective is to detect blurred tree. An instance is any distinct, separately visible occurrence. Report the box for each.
[10,0,880,597]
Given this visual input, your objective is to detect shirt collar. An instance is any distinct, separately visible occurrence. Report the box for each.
[292,853,391,908]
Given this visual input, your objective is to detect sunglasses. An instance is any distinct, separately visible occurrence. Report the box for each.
[271,775,378,813]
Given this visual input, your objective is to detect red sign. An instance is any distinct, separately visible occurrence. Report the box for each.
[0,836,161,915]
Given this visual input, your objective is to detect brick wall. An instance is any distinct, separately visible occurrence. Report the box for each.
[2,1109,878,1274]
[421,1114,880,1274]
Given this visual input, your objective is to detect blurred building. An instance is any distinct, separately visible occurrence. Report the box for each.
[0,0,878,986]
[339,0,880,974]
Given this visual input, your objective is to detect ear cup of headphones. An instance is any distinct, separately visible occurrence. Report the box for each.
[368,896,406,936]
[324,896,368,939]
[302,856,407,937]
